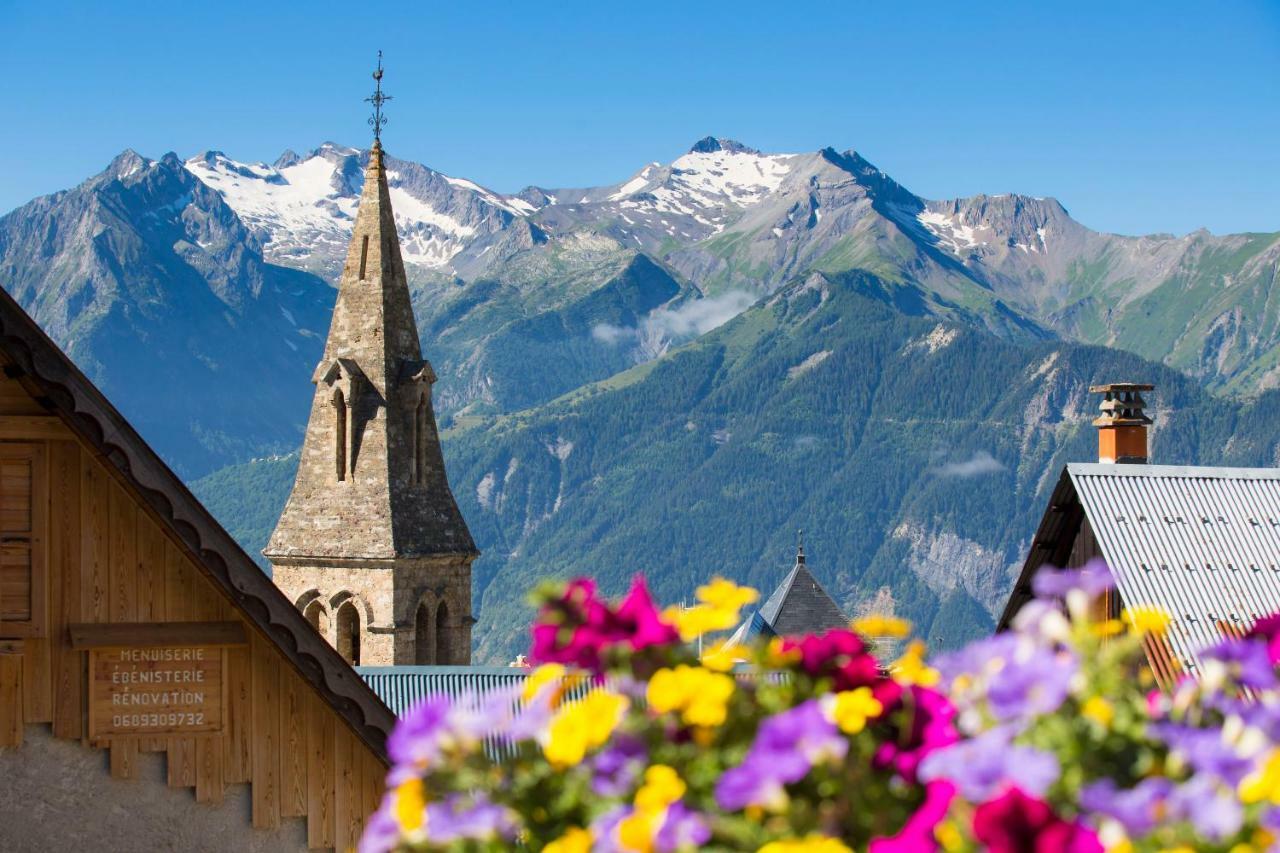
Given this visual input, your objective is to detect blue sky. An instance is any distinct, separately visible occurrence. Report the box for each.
[2,0,1278,235]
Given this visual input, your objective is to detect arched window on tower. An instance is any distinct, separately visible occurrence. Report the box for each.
[334,390,347,481]
[435,600,451,666]
[414,395,428,486]
[303,600,329,638]
[414,601,434,664]
[335,600,361,665]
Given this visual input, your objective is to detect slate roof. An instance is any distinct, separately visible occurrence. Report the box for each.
[731,548,848,643]
[0,285,396,755]
[1001,462,1280,684]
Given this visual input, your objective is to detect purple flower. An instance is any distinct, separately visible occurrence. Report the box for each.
[983,646,1078,721]
[1079,778,1174,835]
[1201,637,1279,689]
[1170,776,1243,841]
[1032,559,1115,600]
[754,699,849,766]
[655,801,712,852]
[386,695,453,784]
[715,754,792,811]
[1150,722,1255,784]
[357,797,401,853]
[935,634,1020,685]
[424,794,517,843]
[918,727,1059,801]
[715,700,847,810]
[590,735,647,797]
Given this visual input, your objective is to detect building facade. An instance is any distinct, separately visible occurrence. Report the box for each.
[264,142,478,667]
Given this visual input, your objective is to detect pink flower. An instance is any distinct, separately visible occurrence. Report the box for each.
[972,788,1101,853]
[530,576,678,673]
[869,780,957,853]
[874,686,958,783]
[781,629,882,691]
[615,576,679,652]
[1247,611,1280,666]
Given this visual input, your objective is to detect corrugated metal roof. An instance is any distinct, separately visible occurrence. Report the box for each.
[358,666,533,717]
[1067,463,1280,677]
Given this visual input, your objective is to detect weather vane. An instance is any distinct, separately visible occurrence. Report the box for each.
[366,50,392,144]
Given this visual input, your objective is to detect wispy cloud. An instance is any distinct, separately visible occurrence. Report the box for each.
[934,450,1006,478]
[592,291,756,360]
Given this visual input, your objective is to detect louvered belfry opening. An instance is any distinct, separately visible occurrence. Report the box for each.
[1091,383,1154,464]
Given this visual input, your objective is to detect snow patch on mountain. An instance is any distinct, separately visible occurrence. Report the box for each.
[917,211,987,255]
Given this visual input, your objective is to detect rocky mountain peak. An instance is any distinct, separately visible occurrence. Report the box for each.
[688,136,760,155]
[105,149,151,181]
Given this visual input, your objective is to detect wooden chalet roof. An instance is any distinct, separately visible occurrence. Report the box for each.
[0,285,396,755]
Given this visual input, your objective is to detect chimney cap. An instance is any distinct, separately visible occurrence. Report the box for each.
[1091,382,1154,429]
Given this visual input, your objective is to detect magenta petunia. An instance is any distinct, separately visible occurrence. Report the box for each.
[972,787,1101,853]
[869,780,957,853]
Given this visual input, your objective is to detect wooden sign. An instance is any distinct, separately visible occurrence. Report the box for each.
[71,621,247,739]
[88,645,224,737]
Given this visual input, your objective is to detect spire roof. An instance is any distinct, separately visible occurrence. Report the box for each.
[264,144,476,561]
[728,547,848,645]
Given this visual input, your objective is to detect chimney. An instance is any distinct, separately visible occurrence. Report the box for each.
[1090,383,1154,464]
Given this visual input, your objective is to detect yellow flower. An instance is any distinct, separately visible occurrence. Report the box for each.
[891,640,940,687]
[664,578,760,642]
[618,810,659,852]
[697,577,760,611]
[826,687,884,734]
[1239,749,1280,804]
[1106,840,1134,853]
[1092,618,1125,638]
[700,639,739,672]
[647,665,736,728]
[757,836,854,853]
[391,777,426,834]
[544,690,629,768]
[934,820,965,852]
[1082,696,1116,728]
[634,764,686,812]
[851,614,911,638]
[522,663,566,702]
[1121,605,1172,636]
[666,604,738,641]
[545,827,593,853]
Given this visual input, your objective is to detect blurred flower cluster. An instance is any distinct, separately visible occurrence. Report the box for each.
[362,564,1280,852]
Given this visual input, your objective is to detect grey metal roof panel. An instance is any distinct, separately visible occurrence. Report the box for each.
[358,666,531,717]
[1068,463,1280,480]
[1069,466,1280,676]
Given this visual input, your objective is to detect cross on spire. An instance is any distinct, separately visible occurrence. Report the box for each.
[366,51,392,144]
[796,528,805,564]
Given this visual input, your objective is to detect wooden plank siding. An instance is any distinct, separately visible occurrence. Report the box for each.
[0,389,387,850]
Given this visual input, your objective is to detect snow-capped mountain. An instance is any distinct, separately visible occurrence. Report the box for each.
[185,143,536,279]
[0,148,334,476]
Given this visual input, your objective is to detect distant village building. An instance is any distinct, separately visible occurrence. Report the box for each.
[0,285,392,849]
[1001,384,1280,685]
[264,139,478,668]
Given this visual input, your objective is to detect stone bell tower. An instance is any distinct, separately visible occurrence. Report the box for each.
[265,61,477,666]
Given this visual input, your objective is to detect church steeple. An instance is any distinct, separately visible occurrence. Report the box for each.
[265,56,477,667]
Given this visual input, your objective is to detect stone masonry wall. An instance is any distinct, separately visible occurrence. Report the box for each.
[273,556,472,667]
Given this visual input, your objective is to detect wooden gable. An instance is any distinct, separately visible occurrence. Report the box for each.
[0,299,393,851]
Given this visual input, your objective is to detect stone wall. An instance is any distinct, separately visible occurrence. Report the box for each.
[273,556,472,666]
[0,726,308,852]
